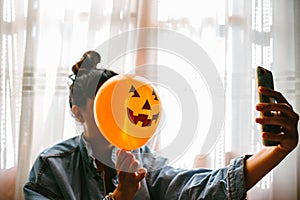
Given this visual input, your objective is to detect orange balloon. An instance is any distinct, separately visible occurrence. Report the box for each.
[94,74,162,150]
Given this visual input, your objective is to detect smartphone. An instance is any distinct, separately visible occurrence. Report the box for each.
[256,66,281,146]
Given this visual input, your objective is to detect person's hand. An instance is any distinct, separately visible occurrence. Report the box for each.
[112,149,147,200]
[256,86,299,154]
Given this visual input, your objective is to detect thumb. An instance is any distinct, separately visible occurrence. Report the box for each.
[136,168,147,182]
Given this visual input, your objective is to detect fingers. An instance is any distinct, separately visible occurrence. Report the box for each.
[115,149,147,196]
[136,168,147,182]
[256,103,295,119]
[115,166,147,199]
[256,116,291,132]
[258,86,292,108]
[116,150,140,173]
[256,102,299,131]
[256,88,299,151]
[262,132,285,142]
[256,87,299,129]
[115,150,129,170]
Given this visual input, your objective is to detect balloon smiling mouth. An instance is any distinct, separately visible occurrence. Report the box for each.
[127,108,159,127]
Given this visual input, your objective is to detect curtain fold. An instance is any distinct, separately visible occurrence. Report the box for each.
[155,0,299,199]
[14,0,69,198]
[13,0,157,198]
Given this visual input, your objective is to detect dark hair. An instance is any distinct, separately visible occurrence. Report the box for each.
[69,50,118,109]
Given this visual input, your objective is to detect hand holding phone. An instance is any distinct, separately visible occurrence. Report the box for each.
[256,66,281,146]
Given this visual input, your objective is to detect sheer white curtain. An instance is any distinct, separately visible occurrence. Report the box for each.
[0,0,151,199]
[155,0,299,199]
[0,0,299,199]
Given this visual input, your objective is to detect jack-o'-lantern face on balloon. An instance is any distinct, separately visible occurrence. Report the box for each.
[94,74,161,150]
[126,84,160,128]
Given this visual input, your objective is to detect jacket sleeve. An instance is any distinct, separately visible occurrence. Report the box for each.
[23,154,62,200]
[141,146,248,200]
[24,185,55,200]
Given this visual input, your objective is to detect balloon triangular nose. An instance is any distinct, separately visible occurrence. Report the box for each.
[142,100,151,110]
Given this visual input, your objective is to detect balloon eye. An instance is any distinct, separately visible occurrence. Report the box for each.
[152,90,158,100]
[129,85,140,97]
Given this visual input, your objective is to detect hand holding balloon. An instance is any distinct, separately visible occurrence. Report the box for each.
[112,149,147,200]
[94,74,162,150]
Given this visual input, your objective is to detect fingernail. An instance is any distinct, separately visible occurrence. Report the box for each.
[256,104,263,110]
[256,117,262,123]
[262,132,268,138]
[138,168,147,174]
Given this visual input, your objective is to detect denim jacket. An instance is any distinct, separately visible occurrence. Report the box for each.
[24,135,247,200]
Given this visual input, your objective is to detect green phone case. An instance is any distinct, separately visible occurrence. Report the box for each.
[256,66,281,146]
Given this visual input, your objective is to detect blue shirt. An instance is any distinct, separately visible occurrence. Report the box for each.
[24,135,247,199]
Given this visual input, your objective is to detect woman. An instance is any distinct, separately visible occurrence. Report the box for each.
[23,50,299,200]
